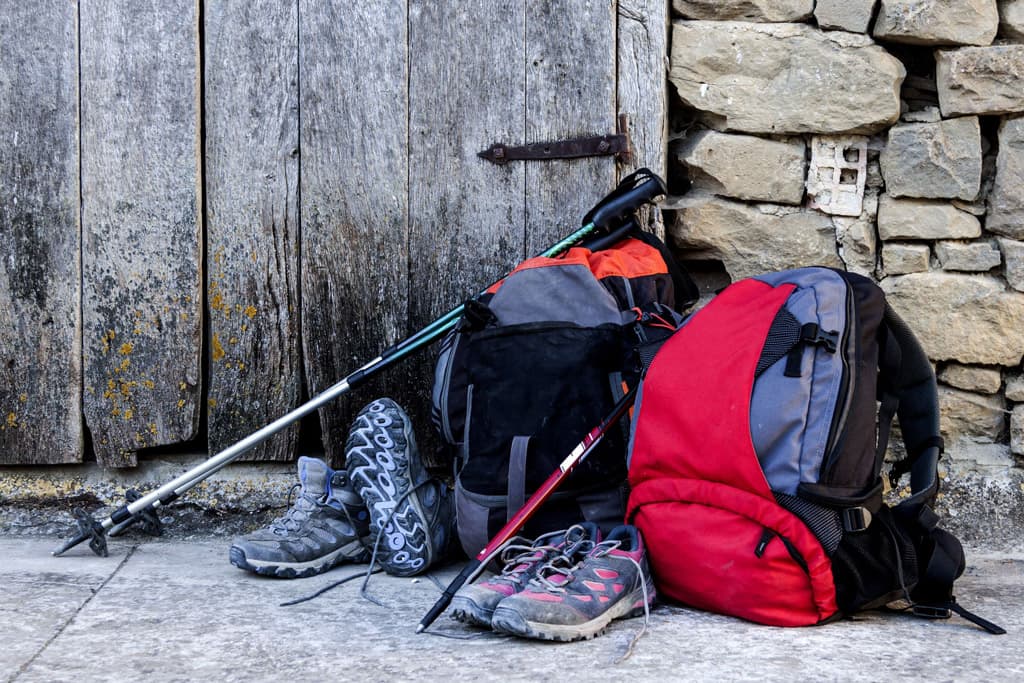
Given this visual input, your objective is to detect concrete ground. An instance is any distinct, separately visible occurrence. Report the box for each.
[2,535,1022,683]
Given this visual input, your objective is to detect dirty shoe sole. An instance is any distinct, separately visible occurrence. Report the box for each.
[490,586,652,642]
[344,398,436,576]
[228,539,369,579]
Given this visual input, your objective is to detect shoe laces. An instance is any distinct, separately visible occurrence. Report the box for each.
[267,484,321,535]
[530,528,606,592]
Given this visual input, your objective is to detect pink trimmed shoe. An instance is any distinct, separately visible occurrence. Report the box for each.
[490,524,655,641]
[449,523,600,628]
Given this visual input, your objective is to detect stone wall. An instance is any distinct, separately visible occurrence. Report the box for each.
[665,0,1024,523]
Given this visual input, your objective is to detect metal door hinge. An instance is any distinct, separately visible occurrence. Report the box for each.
[479,114,632,165]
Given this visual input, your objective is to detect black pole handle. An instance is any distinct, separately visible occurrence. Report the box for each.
[584,169,667,231]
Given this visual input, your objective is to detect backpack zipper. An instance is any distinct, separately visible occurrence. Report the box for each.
[821,278,856,481]
[753,527,810,574]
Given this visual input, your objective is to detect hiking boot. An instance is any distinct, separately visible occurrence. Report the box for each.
[490,524,655,642]
[450,523,601,628]
[344,397,454,577]
[229,456,371,578]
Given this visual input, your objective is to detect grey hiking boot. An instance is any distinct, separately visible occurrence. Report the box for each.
[229,456,371,578]
[344,397,454,577]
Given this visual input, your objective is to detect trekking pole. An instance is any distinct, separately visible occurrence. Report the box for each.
[53,172,667,558]
[416,385,639,633]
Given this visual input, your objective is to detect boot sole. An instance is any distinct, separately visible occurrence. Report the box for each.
[229,539,368,579]
[490,587,653,642]
[345,398,440,577]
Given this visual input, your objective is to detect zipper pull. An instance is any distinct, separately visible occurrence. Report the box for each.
[754,528,775,558]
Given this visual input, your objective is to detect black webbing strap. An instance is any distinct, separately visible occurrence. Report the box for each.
[506,436,530,522]
[905,506,1006,634]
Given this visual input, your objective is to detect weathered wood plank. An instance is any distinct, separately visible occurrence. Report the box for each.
[80,0,202,467]
[618,0,670,235]
[205,1,300,462]
[408,0,528,465]
[0,2,82,464]
[300,0,409,465]
[525,0,618,254]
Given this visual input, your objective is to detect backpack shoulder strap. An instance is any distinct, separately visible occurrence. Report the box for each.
[879,305,1005,634]
[876,303,941,508]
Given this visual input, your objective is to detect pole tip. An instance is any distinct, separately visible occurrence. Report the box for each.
[414,623,426,634]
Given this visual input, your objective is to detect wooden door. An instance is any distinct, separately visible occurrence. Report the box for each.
[0,0,666,467]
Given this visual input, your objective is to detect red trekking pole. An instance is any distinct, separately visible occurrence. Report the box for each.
[416,385,639,633]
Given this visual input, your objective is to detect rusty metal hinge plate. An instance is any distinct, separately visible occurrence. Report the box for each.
[479,115,632,165]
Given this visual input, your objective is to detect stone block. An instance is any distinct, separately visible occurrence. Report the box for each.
[1012,405,1024,456]
[879,117,982,200]
[880,272,1024,365]
[676,130,806,205]
[935,240,1001,272]
[835,213,878,276]
[999,238,1024,293]
[814,0,877,33]
[1006,374,1024,401]
[670,21,905,135]
[939,386,1006,443]
[806,136,869,217]
[998,0,1024,40]
[882,242,930,275]
[873,0,998,46]
[877,196,981,240]
[1007,374,1024,401]
[987,116,1024,240]
[936,45,1024,116]
[672,0,813,21]
[669,193,842,281]
[939,363,1003,394]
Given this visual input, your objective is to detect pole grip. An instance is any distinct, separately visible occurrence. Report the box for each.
[585,170,666,231]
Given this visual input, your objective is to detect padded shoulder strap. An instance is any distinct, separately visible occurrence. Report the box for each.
[877,304,942,508]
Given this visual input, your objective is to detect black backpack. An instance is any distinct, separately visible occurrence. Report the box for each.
[432,177,696,558]
[626,267,1004,633]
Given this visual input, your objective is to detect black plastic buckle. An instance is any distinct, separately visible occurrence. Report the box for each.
[913,604,953,619]
[800,323,839,353]
[841,506,872,533]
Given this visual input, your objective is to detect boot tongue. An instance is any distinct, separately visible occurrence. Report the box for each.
[297,456,331,499]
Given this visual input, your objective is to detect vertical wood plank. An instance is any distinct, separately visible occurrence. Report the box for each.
[618,0,670,234]
[205,1,300,461]
[81,0,202,467]
[300,0,408,464]
[525,0,618,255]
[408,0,528,465]
[0,2,82,464]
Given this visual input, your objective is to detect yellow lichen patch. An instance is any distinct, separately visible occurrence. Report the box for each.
[244,306,257,319]
[119,342,133,355]
[208,398,218,408]
[149,423,158,435]
[210,290,224,312]
[111,407,121,417]
[18,394,27,402]
[211,333,225,362]
[100,329,116,355]
[177,399,185,408]
[6,412,17,428]
[116,358,131,373]
[179,382,187,391]
[124,408,134,420]
[143,379,155,390]
[229,336,238,345]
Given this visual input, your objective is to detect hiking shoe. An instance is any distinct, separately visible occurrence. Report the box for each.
[490,524,655,642]
[344,397,454,577]
[450,523,601,628]
[229,456,371,578]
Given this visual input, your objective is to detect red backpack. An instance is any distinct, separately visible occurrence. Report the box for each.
[626,267,1003,633]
